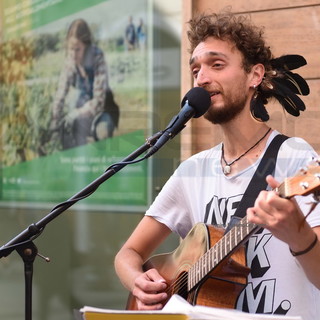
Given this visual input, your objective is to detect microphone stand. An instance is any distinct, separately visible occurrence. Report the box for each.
[0,131,163,320]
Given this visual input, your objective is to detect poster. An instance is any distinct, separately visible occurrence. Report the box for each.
[0,0,151,210]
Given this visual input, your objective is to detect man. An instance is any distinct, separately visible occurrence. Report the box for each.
[125,16,136,50]
[114,11,320,319]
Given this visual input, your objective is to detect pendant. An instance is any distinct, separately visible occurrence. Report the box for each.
[223,165,231,175]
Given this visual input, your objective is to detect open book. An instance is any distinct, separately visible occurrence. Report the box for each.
[79,294,303,320]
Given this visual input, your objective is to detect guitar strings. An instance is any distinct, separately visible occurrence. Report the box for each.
[162,220,255,298]
[163,238,224,297]
[163,231,230,297]
[164,272,189,296]
[164,215,266,302]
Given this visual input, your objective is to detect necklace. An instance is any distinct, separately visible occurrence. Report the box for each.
[221,128,271,175]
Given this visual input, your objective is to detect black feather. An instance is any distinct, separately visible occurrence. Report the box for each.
[273,71,310,96]
[250,94,269,121]
[270,55,307,71]
[271,80,306,116]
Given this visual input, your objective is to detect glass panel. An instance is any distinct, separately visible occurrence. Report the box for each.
[0,0,181,319]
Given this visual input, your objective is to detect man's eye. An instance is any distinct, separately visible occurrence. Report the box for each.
[213,62,223,68]
[192,69,199,77]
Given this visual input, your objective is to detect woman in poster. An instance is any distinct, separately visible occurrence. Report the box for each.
[52,18,119,149]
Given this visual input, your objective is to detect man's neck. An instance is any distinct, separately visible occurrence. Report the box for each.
[220,116,270,157]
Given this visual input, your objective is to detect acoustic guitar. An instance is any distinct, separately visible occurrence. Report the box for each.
[127,162,320,310]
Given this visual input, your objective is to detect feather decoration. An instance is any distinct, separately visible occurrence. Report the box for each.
[250,93,269,121]
[272,71,310,96]
[269,79,306,116]
[270,54,307,71]
[253,54,310,120]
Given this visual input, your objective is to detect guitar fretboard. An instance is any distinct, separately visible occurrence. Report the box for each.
[187,216,259,291]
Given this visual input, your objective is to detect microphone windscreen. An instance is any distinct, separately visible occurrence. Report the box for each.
[181,87,211,118]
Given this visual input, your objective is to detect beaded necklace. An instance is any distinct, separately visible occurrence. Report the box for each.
[221,128,271,175]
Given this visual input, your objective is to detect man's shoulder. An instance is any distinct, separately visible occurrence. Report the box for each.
[270,131,315,153]
[174,145,220,174]
[190,144,221,158]
[278,135,315,152]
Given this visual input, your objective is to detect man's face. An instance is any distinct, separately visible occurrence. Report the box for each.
[189,37,252,124]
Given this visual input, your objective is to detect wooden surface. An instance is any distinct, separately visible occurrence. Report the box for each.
[194,0,319,13]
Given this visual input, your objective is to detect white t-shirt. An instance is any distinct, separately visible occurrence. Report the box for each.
[146,131,320,320]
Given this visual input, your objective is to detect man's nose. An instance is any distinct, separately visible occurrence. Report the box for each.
[196,68,211,87]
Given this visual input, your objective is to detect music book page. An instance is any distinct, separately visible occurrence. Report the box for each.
[80,304,187,320]
[163,295,303,320]
[80,295,303,320]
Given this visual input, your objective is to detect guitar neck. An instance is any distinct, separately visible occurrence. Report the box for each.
[188,216,259,291]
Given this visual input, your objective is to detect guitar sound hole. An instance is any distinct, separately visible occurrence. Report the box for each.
[172,271,188,300]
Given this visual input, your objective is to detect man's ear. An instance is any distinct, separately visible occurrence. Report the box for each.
[250,63,265,87]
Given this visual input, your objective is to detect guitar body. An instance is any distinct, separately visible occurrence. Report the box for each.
[126,223,250,310]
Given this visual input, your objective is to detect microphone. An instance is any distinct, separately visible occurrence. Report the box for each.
[145,87,211,158]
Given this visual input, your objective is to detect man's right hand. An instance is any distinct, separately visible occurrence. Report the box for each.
[132,268,168,310]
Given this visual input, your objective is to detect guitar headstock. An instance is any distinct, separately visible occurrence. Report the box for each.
[278,159,320,199]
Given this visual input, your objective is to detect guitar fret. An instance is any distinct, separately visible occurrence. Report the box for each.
[196,259,200,282]
[208,248,212,272]
[212,247,218,266]
[235,227,239,246]
[205,251,210,274]
[188,264,196,289]
[200,255,204,279]
[236,226,241,245]
[196,262,200,284]
[190,262,196,289]
[205,253,209,275]
[231,227,236,247]
[210,246,214,267]
[223,234,230,256]
[228,232,233,251]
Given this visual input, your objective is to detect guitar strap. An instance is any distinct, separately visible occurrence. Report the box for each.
[225,134,289,233]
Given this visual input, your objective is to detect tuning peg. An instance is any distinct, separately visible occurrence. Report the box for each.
[300,182,309,190]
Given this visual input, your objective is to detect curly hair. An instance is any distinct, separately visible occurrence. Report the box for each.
[187,11,273,73]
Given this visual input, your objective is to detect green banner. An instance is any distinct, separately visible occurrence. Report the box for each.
[1,0,108,39]
[1,0,150,210]
[2,131,148,206]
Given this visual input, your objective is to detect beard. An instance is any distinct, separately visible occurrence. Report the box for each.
[204,90,249,124]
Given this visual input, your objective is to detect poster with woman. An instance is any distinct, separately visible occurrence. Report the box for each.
[0,0,151,210]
